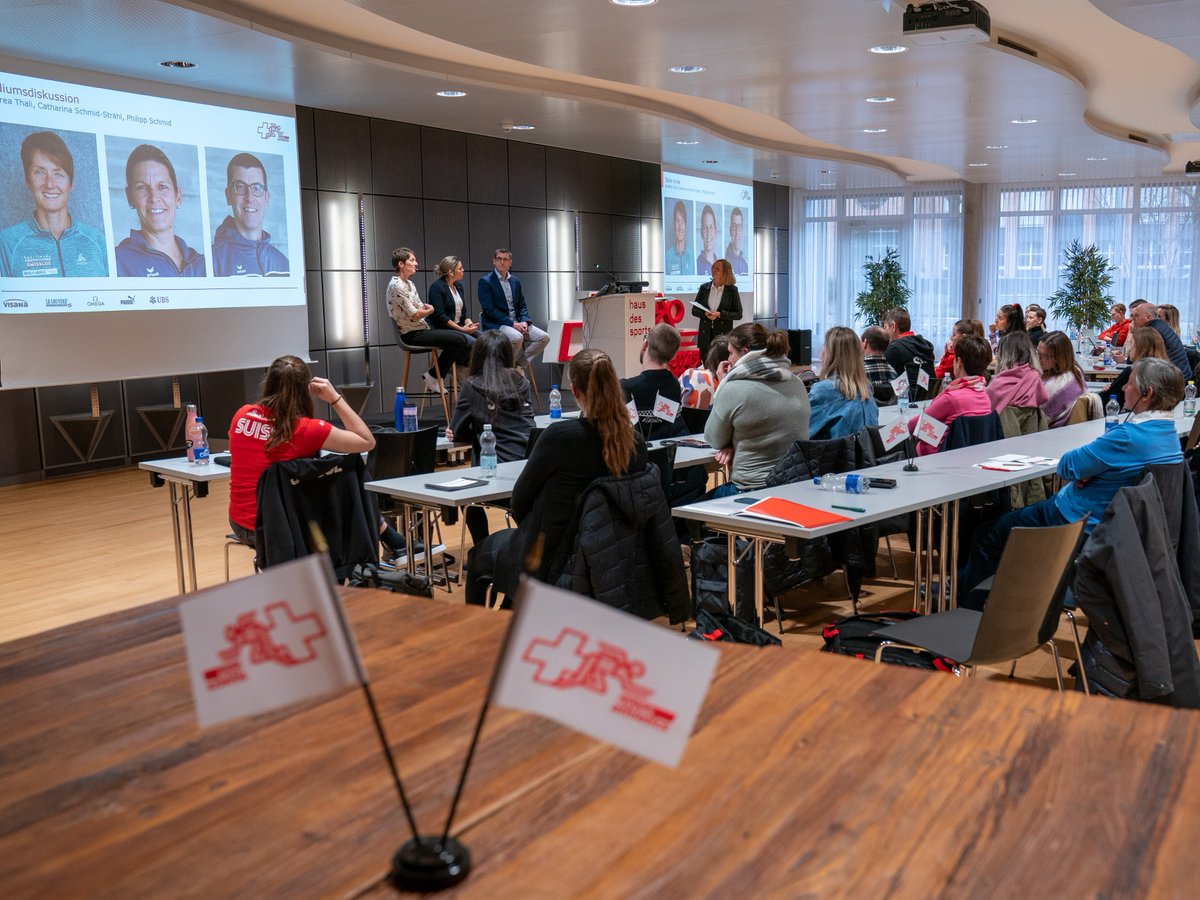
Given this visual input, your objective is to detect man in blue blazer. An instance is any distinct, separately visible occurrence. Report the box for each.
[477,248,550,365]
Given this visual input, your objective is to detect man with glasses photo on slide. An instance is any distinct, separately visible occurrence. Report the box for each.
[211,152,290,277]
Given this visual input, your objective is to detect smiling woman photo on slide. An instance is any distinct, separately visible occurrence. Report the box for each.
[115,143,205,277]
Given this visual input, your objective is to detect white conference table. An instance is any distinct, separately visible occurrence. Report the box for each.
[365,435,719,576]
[671,407,1195,624]
[139,456,232,595]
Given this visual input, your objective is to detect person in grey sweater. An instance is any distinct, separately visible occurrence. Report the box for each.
[704,323,810,493]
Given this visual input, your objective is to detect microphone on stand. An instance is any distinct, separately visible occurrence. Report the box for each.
[593,263,620,295]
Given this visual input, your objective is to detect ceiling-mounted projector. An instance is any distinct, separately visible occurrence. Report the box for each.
[1186,160,1200,177]
[903,2,991,45]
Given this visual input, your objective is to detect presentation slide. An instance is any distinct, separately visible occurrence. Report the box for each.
[0,64,309,389]
[0,69,303,307]
[661,169,753,296]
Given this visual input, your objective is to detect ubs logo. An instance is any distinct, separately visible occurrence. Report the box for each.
[149,296,170,305]
[45,298,71,308]
[3,299,28,308]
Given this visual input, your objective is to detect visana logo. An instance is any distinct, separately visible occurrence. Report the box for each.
[3,299,29,308]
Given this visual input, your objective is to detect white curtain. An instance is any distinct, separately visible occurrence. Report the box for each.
[791,184,964,350]
[978,179,1200,337]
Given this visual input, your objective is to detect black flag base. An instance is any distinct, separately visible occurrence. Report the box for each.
[388,836,471,892]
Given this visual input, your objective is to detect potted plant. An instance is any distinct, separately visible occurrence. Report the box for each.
[854,248,911,325]
[1046,240,1115,348]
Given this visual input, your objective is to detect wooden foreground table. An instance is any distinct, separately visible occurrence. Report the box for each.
[3,589,1200,897]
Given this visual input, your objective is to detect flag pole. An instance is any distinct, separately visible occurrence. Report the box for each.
[307,523,470,891]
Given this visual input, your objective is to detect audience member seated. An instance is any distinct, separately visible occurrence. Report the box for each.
[1037,330,1087,428]
[464,349,647,605]
[860,325,897,404]
[679,336,729,410]
[1129,299,1190,377]
[882,307,936,400]
[958,357,1185,604]
[227,356,400,554]
[1156,303,1200,373]
[445,330,535,545]
[987,332,1048,414]
[934,319,978,380]
[908,334,992,456]
[704,323,810,496]
[990,303,1026,351]
[808,326,880,440]
[1099,326,1167,404]
[1024,303,1047,346]
[622,323,687,441]
[1098,302,1130,347]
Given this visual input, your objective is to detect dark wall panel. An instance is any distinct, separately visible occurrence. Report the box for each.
[372,195,425,272]
[613,216,642,275]
[0,389,41,482]
[775,228,790,274]
[754,180,777,229]
[546,147,580,211]
[639,161,661,219]
[579,213,613,274]
[423,200,471,269]
[468,204,510,271]
[580,154,612,214]
[510,208,548,272]
[421,128,468,201]
[508,141,546,208]
[313,109,371,193]
[296,106,317,191]
[370,119,423,198]
[611,158,640,218]
[466,135,509,206]
[302,189,321,270]
[306,269,325,348]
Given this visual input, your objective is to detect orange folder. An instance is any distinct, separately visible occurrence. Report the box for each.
[736,496,853,528]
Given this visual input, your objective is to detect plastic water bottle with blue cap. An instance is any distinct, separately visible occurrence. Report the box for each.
[480,424,497,477]
[394,387,406,431]
[549,384,562,420]
[813,474,870,494]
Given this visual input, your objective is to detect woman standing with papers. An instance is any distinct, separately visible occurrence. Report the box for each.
[692,259,742,359]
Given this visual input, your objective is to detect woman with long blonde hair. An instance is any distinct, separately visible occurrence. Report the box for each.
[808,326,879,439]
[464,348,646,604]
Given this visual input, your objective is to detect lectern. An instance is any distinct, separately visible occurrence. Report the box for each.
[578,291,657,378]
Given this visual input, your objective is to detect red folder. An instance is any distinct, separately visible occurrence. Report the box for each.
[736,497,853,528]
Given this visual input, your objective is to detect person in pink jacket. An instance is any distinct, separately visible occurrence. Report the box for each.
[909,334,993,456]
[987,332,1049,413]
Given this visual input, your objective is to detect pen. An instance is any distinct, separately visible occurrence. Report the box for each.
[980,465,1009,472]
[832,504,866,513]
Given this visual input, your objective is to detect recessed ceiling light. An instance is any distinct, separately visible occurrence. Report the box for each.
[967,162,988,167]
[985,144,1009,150]
[1058,172,1076,177]
[158,60,195,69]
[675,139,699,145]
[862,128,888,134]
[436,90,467,98]
[868,45,908,54]
[1011,118,1038,125]
[865,96,896,103]
[669,65,705,74]
[1086,156,1108,162]
[610,0,656,5]
[510,124,536,131]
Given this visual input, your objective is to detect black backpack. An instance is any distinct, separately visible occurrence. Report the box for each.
[689,608,782,647]
[820,611,956,671]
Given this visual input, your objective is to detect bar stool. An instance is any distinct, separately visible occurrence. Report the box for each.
[522,358,542,411]
[392,319,452,422]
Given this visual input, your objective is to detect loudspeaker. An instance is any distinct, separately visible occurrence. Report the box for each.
[786,329,812,367]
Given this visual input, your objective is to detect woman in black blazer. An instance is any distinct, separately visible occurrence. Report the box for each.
[692,258,742,358]
[428,255,479,350]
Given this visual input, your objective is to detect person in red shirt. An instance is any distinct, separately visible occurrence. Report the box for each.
[228,355,376,546]
[1098,302,1130,347]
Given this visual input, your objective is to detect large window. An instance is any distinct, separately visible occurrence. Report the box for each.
[793,185,963,349]
[981,180,1200,335]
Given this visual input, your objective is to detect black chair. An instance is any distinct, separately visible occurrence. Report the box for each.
[524,426,547,459]
[366,425,451,585]
[679,405,711,435]
[872,519,1086,691]
[646,444,677,500]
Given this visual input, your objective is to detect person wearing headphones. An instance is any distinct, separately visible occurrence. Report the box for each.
[957,356,1183,605]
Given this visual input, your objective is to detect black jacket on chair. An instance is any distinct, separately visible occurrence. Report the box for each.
[1074,472,1200,708]
[255,453,380,580]
[1144,462,1200,627]
[547,464,690,624]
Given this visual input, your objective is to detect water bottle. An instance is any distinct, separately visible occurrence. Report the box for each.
[549,384,562,420]
[941,373,952,392]
[394,387,405,431]
[813,474,871,494]
[1186,381,1197,417]
[403,404,419,432]
[1102,341,1113,368]
[184,403,197,462]
[1104,395,1120,432]
[189,416,210,465]
[479,424,497,477]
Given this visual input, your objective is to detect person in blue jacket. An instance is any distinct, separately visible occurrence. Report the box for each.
[476,248,549,365]
[115,144,205,277]
[958,356,1185,604]
[807,326,880,440]
[0,130,108,277]
[211,152,290,277]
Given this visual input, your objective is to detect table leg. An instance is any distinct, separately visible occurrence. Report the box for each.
[181,483,198,592]
[924,506,935,615]
[167,481,186,595]
[726,531,736,616]
[912,507,924,611]
[753,537,765,628]
[947,499,960,609]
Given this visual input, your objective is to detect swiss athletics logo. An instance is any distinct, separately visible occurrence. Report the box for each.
[203,601,329,690]
[522,628,676,731]
[258,121,291,142]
